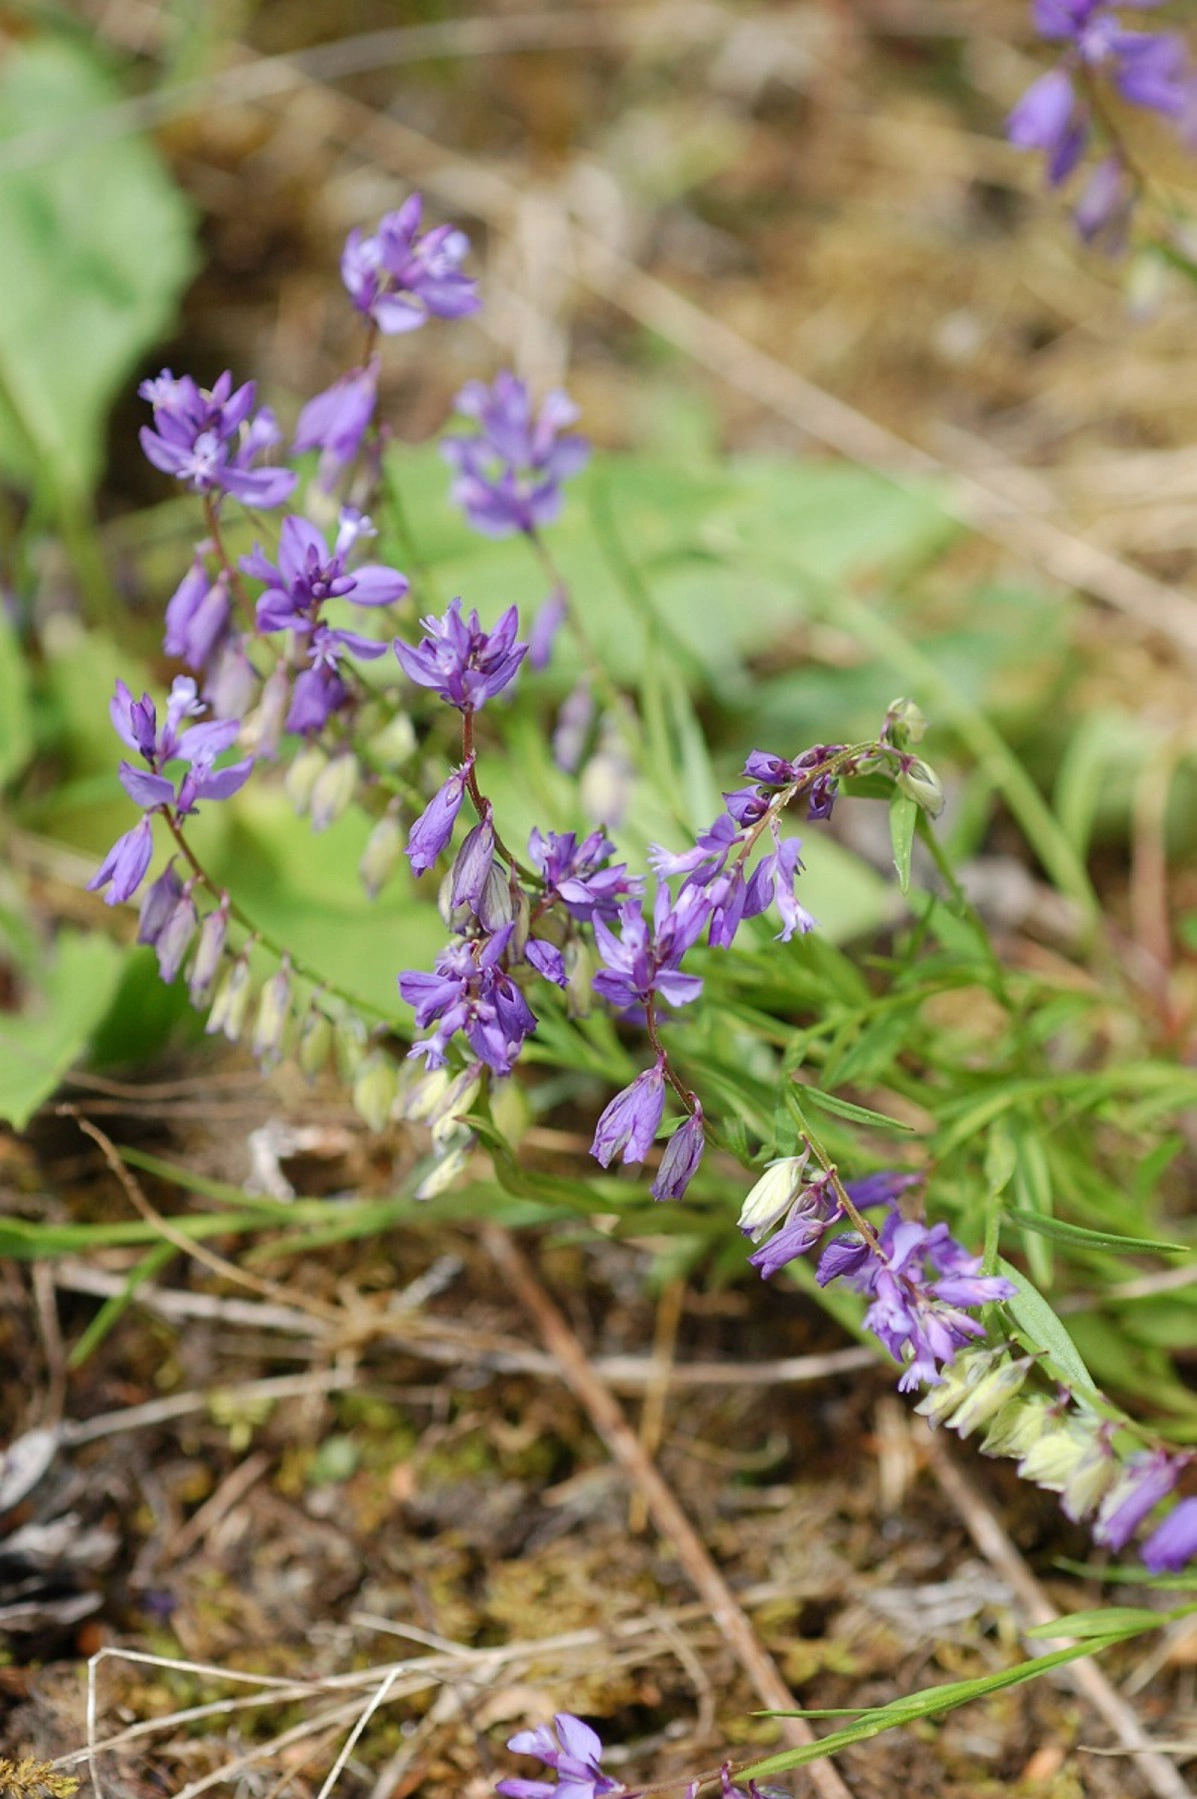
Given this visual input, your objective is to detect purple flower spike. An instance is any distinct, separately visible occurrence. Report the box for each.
[442,373,590,539]
[293,360,379,485]
[498,1714,621,1799]
[590,1061,666,1168]
[406,761,474,877]
[592,885,709,1014]
[528,827,642,925]
[651,1105,705,1201]
[1094,1450,1181,1550]
[1141,1497,1197,1573]
[394,597,527,712]
[139,369,296,508]
[341,196,481,335]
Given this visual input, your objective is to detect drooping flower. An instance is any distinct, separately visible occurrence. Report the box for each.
[496,1714,621,1799]
[1141,1496,1197,1573]
[341,196,480,334]
[590,1062,667,1168]
[1093,1449,1181,1550]
[394,597,527,712]
[164,561,231,673]
[405,760,474,876]
[442,373,590,537]
[651,1105,706,1200]
[399,924,536,1075]
[139,370,296,508]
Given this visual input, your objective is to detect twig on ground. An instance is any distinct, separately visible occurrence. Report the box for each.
[630,1277,686,1535]
[920,1424,1191,1799]
[480,1223,858,1799]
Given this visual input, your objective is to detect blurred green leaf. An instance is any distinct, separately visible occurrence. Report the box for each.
[0,37,197,498]
[998,1255,1101,1398]
[0,930,124,1128]
[0,611,32,786]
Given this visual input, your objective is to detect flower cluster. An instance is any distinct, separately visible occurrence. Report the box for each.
[442,373,590,538]
[497,1714,621,1799]
[1007,0,1194,244]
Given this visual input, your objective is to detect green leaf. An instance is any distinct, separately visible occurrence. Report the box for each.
[0,611,32,786]
[1005,1209,1189,1257]
[793,1083,916,1134]
[889,792,918,895]
[0,931,124,1129]
[997,1256,1101,1398]
[1026,1606,1174,1640]
[0,37,197,497]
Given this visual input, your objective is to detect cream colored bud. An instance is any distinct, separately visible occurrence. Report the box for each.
[980,1395,1055,1460]
[359,811,403,899]
[400,1065,452,1123]
[414,1133,474,1200]
[252,964,293,1068]
[947,1358,1031,1439]
[310,754,359,833]
[428,1066,483,1141]
[737,1155,809,1241]
[297,1006,333,1079]
[1018,1422,1094,1492]
[353,1052,399,1132]
[885,697,926,746]
[1061,1433,1119,1523]
[564,937,594,1018]
[335,1015,369,1082]
[914,1349,992,1428]
[896,757,944,817]
[369,711,417,769]
[284,744,328,816]
[206,956,253,1042]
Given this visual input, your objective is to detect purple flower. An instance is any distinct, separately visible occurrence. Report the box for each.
[87,817,154,906]
[137,859,184,945]
[497,1714,621,1799]
[164,561,231,672]
[394,597,527,713]
[293,361,379,485]
[848,1217,1016,1391]
[139,370,296,508]
[528,827,642,924]
[406,761,474,876]
[243,512,407,635]
[592,886,709,1013]
[651,1105,705,1200]
[1141,1496,1197,1573]
[399,924,537,1075]
[341,196,480,334]
[155,887,198,983]
[450,812,495,912]
[591,1062,666,1167]
[525,938,568,987]
[1094,1450,1181,1550]
[1074,153,1133,244]
[442,373,590,538]
[528,587,568,671]
[285,663,345,736]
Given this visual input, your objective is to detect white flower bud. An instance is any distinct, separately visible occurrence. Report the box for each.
[284,744,328,816]
[1018,1421,1095,1492]
[414,1132,474,1200]
[353,1052,399,1132]
[359,810,403,899]
[369,711,417,769]
[737,1155,809,1241]
[896,757,944,817]
[297,1005,333,1079]
[946,1357,1031,1439]
[206,956,253,1042]
[310,754,358,833]
[252,964,293,1068]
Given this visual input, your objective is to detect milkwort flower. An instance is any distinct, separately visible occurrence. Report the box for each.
[87,678,253,904]
[442,373,590,538]
[394,597,527,712]
[527,827,642,923]
[651,1103,706,1200]
[649,798,814,949]
[1007,0,1193,238]
[398,923,537,1075]
[592,885,710,1013]
[341,195,480,334]
[496,1714,621,1799]
[590,1060,666,1168]
[293,359,380,486]
[140,370,296,508]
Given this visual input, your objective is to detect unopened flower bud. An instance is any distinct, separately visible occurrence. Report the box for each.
[450,814,495,913]
[156,887,198,984]
[243,665,290,758]
[1018,1421,1094,1492]
[369,711,417,768]
[915,1349,994,1428]
[1061,1431,1119,1523]
[359,809,403,899]
[414,1132,473,1200]
[884,697,926,748]
[138,860,183,946]
[737,1156,809,1241]
[478,863,515,935]
[252,962,292,1068]
[189,897,230,1004]
[335,1014,369,1081]
[896,757,944,817]
[400,1065,452,1123]
[285,744,328,816]
[489,1078,529,1148]
[552,678,594,774]
[580,741,636,829]
[428,1064,483,1141]
[564,937,595,1017]
[980,1394,1056,1460]
[946,1357,1031,1438]
[310,754,358,832]
[207,955,253,1042]
[297,1004,333,1078]
[353,1051,398,1132]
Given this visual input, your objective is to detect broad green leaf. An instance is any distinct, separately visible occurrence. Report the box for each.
[997,1255,1101,1398]
[0,38,197,498]
[0,931,124,1129]
[889,792,917,894]
[0,612,32,786]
